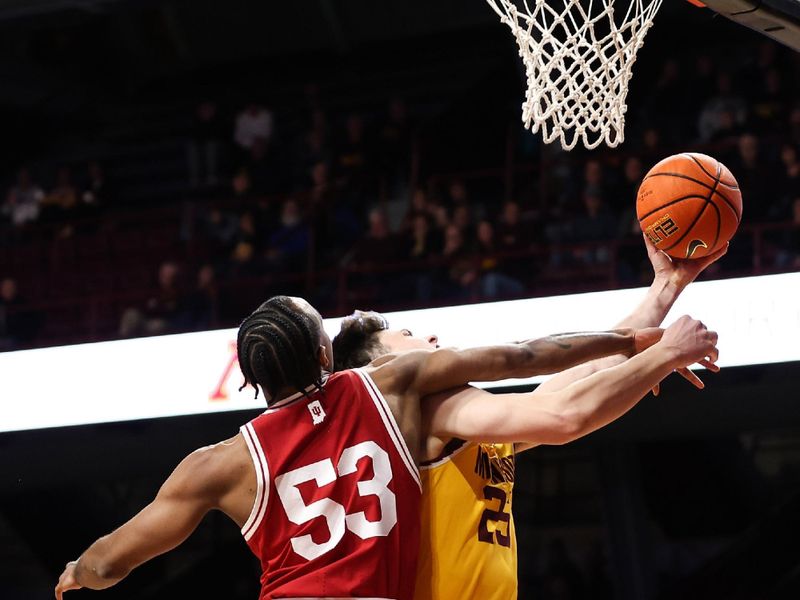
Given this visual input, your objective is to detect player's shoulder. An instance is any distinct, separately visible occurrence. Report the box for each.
[176,434,251,496]
[364,348,439,391]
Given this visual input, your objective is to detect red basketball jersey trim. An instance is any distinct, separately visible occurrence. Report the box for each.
[240,422,270,541]
[353,368,421,491]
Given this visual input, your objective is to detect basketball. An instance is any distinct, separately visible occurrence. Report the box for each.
[636,153,743,259]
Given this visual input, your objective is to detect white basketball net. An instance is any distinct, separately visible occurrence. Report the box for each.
[486,0,663,150]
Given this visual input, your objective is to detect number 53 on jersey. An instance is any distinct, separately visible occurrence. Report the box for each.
[275,440,398,561]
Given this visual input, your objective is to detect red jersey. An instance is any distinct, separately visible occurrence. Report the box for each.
[240,368,422,600]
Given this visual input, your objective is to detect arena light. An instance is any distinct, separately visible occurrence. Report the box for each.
[1,272,798,433]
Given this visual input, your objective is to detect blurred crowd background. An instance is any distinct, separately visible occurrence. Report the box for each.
[2,3,800,352]
[2,4,800,600]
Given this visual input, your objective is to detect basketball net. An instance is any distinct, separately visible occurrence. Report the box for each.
[486,0,664,150]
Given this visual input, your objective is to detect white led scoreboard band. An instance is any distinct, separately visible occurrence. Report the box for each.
[1,272,798,433]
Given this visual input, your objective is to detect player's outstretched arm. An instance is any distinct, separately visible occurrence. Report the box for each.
[380,327,665,397]
[424,316,718,445]
[55,446,231,599]
[535,237,727,395]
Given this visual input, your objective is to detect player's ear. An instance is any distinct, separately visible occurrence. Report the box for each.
[318,345,331,369]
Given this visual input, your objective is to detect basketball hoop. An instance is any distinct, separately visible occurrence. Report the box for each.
[486,0,664,151]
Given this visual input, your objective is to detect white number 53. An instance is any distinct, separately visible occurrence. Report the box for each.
[274,440,397,561]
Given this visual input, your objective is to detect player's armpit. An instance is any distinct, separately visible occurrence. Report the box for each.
[72,446,229,590]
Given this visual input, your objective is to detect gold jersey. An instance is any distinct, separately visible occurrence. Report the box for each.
[414,440,517,600]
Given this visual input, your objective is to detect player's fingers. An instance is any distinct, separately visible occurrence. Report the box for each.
[677,367,704,389]
[707,346,719,364]
[698,359,720,372]
[697,242,729,267]
[651,383,660,397]
[708,330,718,345]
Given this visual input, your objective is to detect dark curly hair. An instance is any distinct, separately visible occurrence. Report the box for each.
[332,310,390,371]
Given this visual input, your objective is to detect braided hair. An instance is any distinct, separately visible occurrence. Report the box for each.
[237,296,324,403]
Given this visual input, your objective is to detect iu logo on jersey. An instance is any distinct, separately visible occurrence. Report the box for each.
[307,400,326,425]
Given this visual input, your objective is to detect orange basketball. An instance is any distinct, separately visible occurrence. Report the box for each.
[636,153,743,259]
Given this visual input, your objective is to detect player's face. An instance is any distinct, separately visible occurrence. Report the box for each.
[377,328,439,353]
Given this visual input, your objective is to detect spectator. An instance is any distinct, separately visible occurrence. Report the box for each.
[234,103,274,151]
[379,98,413,195]
[226,211,265,278]
[118,262,191,337]
[788,105,800,147]
[775,197,800,268]
[0,277,17,350]
[580,159,610,210]
[616,208,650,285]
[348,209,402,268]
[346,209,404,303]
[402,187,438,230]
[569,190,618,265]
[697,72,747,142]
[231,167,254,198]
[496,200,528,251]
[638,127,664,167]
[773,143,800,218]
[613,156,644,213]
[335,114,374,206]
[246,137,278,195]
[3,168,43,227]
[402,213,440,302]
[445,178,470,210]
[407,213,441,262]
[42,167,78,222]
[751,68,788,133]
[646,58,688,138]
[81,162,110,214]
[0,277,39,350]
[473,220,525,298]
[187,100,224,187]
[295,127,330,187]
[453,204,474,238]
[186,264,218,329]
[307,160,355,259]
[435,224,474,299]
[309,108,329,144]
[200,207,239,250]
[728,133,777,221]
[267,199,309,271]
[687,54,716,117]
[42,167,79,238]
[707,107,746,144]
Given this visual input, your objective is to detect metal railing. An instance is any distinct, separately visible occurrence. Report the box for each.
[2,219,797,349]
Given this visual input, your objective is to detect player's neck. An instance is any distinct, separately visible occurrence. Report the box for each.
[269,373,327,406]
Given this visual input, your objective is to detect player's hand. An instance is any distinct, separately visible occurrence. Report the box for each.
[55,561,81,600]
[645,235,728,290]
[659,316,719,386]
[633,326,718,394]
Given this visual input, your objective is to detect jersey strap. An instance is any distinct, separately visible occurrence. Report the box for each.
[353,368,421,491]
[240,421,271,541]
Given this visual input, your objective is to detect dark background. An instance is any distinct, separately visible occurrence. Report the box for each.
[1,1,800,598]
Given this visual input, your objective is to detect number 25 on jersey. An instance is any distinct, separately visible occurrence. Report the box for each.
[274,440,397,561]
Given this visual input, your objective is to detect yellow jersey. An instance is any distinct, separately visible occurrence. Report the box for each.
[415,440,517,600]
